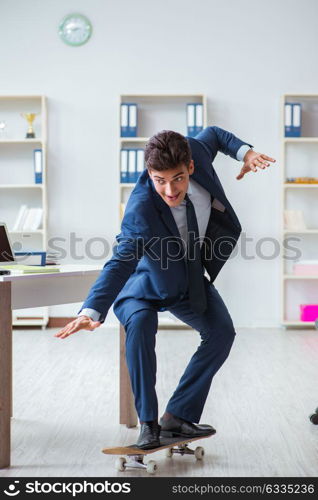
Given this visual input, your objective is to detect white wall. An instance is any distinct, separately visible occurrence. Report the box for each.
[1,0,317,327]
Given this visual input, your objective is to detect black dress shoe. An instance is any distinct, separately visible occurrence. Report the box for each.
[159,415,216,438]
[136,421,161,449]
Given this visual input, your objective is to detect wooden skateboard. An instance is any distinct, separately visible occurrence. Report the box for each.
[102,434,213,474]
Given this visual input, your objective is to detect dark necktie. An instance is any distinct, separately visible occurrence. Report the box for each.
[185,194,207,314]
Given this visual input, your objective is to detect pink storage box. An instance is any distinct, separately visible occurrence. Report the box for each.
[294,264,318,275]
[300,304,318,322]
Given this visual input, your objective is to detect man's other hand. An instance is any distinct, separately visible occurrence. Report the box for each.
[237,150,276,180]
[54,315,101,339]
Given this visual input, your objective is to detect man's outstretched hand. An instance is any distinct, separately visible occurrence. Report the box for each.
[54,315,101,339]
[237,150,276,180]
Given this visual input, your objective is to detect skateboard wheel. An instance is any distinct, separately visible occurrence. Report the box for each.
[146,460,157,474]
[166,448,173,458]
[116,456,127,472]
[309,413,318,425]
[194,446,204,460]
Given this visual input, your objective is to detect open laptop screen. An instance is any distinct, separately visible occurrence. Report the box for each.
[0,224,15,263]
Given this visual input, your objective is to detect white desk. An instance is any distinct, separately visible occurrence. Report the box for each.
[0,265,102,468]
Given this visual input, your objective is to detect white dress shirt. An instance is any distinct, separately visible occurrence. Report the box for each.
[170,178,211,250]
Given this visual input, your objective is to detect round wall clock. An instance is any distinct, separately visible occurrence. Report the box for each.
[59,14,92,46]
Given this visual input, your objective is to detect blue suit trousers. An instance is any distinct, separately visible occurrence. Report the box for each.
[122,282,236,423]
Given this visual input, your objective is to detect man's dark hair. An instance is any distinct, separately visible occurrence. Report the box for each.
[144,130,192,171]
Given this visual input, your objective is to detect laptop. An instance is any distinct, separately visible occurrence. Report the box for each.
[0,222,16,268]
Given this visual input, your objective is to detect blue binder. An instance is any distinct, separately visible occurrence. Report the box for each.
[194,103,203,135]
[128,103,137,137]
[187,103,204,137]
[292,103,301,137]
[187,103,196,137]
[120,104,129,137]
[285,103,302,137]
[121,103,138,137]
[128,149,137,183]
[284,103,293,137]
[120,149,129,183]
[33,149,42,184]
[136,149,145,181]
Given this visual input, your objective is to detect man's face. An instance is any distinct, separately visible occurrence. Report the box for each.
[148,161,194,208]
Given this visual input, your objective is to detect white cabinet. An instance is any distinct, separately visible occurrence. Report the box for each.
[281,94,318,327]
[0,95,48,326]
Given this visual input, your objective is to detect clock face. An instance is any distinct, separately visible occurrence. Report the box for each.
[59,14,92,46]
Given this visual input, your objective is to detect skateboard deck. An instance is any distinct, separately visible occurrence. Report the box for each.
[102,434,212,455]
[102,434,214,474]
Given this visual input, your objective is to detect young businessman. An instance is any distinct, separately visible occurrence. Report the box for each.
[56,127,275,449]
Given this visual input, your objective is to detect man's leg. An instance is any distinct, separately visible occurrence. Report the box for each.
[124,308,159,422]
[165,282,236,423]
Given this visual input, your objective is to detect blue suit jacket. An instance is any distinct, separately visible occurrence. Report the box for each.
[80,127,251,323]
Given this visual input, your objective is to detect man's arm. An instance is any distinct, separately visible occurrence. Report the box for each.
[77,308,101,321]
[77,232,145,321]
[236,149,276,180]
[55,208,150,339]
[194,126,253,161]
[194,126,275,179]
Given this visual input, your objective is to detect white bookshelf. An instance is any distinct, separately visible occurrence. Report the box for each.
[119,94,207,328]
[281,94,318,328]
[0,95,48,327]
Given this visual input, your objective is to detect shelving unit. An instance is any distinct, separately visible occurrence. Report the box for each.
[281,94,318,328]
[0,95,48,327]
[119,94,207,328]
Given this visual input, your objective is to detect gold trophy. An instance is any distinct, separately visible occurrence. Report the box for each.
[21,112,38,138]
